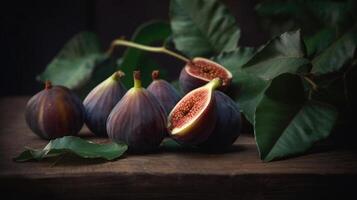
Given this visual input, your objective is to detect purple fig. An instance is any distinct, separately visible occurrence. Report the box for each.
[106,71,167,152]
[167,78,222,145]
[179,57,232,93]
[199,91,241,151]
[83,71,127,137]
[147,70,181,115]
[25,81,84,140]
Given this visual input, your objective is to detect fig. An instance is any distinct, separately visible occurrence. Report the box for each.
[168,78,222,145]
[147,70,181,115]
[199,91,241,151]
[83,71,127,137]
[179,57,232,93]
[25,81,84,140]
[106,71,167,152]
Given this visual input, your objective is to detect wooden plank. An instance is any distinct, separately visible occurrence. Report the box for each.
[0,97,356,199]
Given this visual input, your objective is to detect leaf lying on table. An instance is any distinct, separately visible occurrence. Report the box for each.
[170,0,240,58]
[37,32,111,90]
[254,74,338,162]
[14,136,128,162]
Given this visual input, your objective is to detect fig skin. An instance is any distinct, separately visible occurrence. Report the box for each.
[179,57,232,93]
[198,91,241,151]
[25,81,84,140]
[106,71,167,152]
[147,70,181,115]
[83,71,127,137]
[168,78,221,145]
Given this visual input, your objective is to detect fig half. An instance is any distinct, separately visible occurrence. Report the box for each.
[179,57,232,93]
[168,78,222,145]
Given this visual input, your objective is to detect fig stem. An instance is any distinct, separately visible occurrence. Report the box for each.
[45,80,52,89]
[134,71,142,88]
[152,70,159,80]
[112,70,125,81]
[208,78,222,90]
[303,76,318,91]
[108,39,190,63]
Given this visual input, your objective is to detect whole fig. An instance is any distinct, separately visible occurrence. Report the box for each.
[107,71,166,152]
[83,71,127,137]
[147,70,181,115]
[25,81,84,140]
[199,91,241,151]
[179,57,232,93]
[167,78,222,145]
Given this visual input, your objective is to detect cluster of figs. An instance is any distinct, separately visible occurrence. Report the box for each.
[25,57,241,152]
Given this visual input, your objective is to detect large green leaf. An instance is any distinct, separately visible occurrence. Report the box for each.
[38,32,108,89]
[304,28,336,57]
[170,0,240,58]
[243,30,309,80]
[233,71,270,124]
[254,74,338,161]
[119,21,172,87]
[256,0,352,29]
[15,136,128,162]
[213,47,256,74]
[311,26,357,75]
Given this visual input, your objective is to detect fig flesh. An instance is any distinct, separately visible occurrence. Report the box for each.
[199,91,241,151]
[25,81,84,140]
[83,71,127,137]
[106,71,166,152]
[168,78,222,145]
[147,70,181,115]
[179,57,232,93]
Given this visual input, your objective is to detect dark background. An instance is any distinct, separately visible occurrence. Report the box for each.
[0,0,266,97]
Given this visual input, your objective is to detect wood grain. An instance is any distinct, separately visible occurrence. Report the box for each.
[0,97,356,200]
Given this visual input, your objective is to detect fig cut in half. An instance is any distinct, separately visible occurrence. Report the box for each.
[179,57,232,93]
[168,78,222,145]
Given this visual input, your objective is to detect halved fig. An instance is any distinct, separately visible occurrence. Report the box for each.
[168,78,222,145]
[179,57,232,93]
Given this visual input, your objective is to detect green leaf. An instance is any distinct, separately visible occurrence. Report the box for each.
[243,30,309,80]
[170,0,240,57]
[213,47,256,74]
[38,32,108,89]
[304,28,336,57]
[311,26,357,75]
[119,21,172,87]
[14,136,128,162]
[256,0,352,29]
[256,1,303,17]
[231,70,270,124]
[254,74,338,161]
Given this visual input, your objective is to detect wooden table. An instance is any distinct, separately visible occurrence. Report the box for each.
[0,97,356,200]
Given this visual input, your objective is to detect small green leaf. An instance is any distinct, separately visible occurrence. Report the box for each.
[119,20,172,87]
[38,32,108,89]
[170,0,240,57]
[213,47,256,74]
[254,74,338,161]
[14,136,128,162]
[311,26,357,75]
[243,30,309,80]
